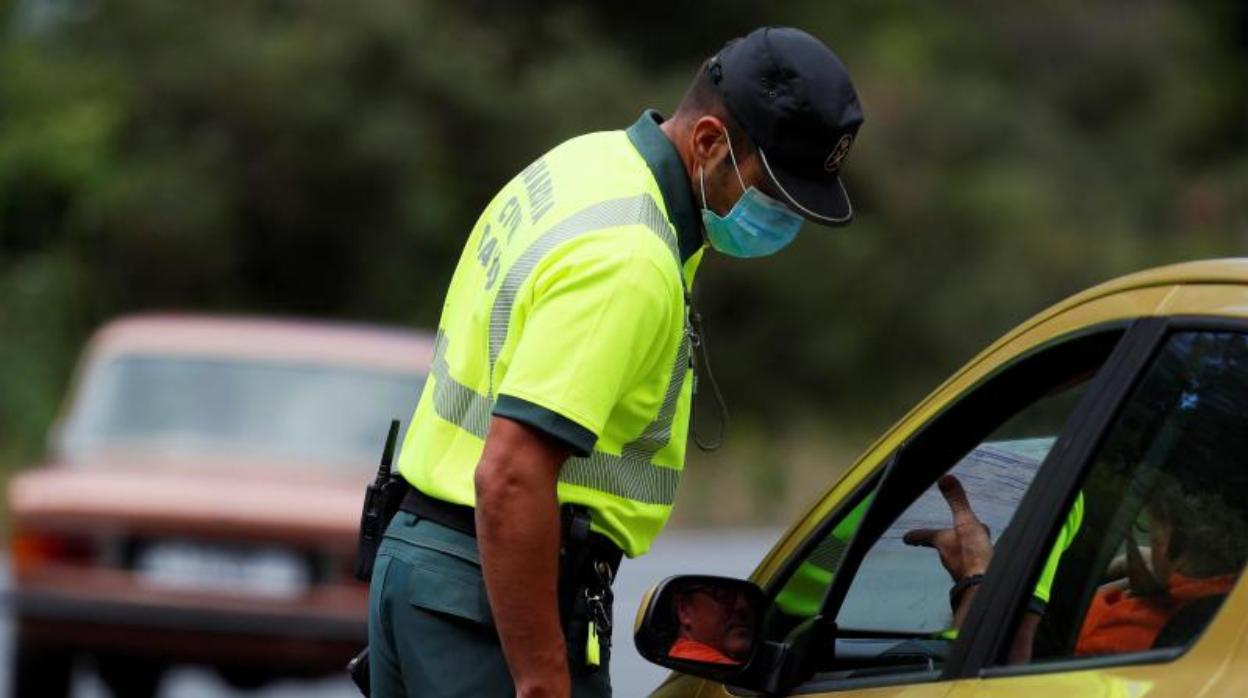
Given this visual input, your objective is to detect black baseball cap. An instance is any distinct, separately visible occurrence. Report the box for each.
[710,27,863,226]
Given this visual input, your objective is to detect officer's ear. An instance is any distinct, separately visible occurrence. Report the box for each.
[689,115,730,170]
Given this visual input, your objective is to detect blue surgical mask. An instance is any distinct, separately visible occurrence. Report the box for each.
[699,130,804,258]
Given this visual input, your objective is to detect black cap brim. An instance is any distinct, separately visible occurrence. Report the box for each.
[757,147,853,226]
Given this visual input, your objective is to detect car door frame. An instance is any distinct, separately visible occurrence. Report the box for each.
[965,314,1248,683]
[759,316,1172,694]
[945,315,1169,676]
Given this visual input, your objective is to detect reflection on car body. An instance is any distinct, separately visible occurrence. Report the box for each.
[637,259,1248,698]
[7,314,431,698]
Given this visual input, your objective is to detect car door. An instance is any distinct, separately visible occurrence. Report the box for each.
[684,321,1139,697]
[943,319,1248,698]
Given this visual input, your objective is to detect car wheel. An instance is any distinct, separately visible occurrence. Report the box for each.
[96,655,165,698]
[13,642,73,698]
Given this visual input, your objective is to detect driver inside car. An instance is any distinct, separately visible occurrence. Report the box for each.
[1074,473,1246,655]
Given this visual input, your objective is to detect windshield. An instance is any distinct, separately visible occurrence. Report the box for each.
[62,354,425,467]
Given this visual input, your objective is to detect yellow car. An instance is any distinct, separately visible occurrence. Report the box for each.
[635,259,1248,698]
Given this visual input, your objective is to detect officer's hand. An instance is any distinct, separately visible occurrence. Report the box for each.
[903,475,994,582]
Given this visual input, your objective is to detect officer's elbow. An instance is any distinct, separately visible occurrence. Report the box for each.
[473,456,511,508]
[474,417,566,517]
[474,450,561,519]
[474,453,535,513]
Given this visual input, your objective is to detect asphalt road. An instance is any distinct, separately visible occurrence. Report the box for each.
[1,528,780,698]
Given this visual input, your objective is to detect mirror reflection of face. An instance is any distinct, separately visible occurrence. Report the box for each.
[675,585,754,660]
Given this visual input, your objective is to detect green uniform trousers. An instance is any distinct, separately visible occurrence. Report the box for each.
[367,511,613,698]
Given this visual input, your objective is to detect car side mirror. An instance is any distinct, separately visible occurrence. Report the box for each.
[634,575,766,684]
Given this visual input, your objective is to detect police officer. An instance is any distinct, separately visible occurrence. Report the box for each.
[368,26,863,697]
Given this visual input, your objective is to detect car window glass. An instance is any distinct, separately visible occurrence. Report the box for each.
[64,355,425,467]
[836,385,1083,634]
[1008,331,1248,667]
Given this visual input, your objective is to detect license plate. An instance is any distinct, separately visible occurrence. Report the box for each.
[135,542,310,599]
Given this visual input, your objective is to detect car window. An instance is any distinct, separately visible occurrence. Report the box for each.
[838,435,1065,634]
[63,355,426,467]
[1004,330,1248,668]
[834,380,1086,636]
[761,329,1124,685]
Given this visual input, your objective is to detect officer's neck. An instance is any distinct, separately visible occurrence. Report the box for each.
[659,117,697,187]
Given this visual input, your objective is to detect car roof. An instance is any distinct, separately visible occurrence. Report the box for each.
[86,314,434,373]
[1045,258,1248,314]
[974,258,1248,360]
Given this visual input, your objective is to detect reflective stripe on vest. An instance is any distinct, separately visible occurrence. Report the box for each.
[430,194,689,506]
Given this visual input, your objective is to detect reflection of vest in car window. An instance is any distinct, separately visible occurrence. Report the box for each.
[774,495,869,618]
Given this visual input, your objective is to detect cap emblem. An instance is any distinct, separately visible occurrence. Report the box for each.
[824,134,854,173]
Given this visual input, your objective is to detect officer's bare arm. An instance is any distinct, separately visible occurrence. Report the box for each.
[475,415,574,698]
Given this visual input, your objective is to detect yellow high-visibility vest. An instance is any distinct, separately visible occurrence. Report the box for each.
[398,111,705,557]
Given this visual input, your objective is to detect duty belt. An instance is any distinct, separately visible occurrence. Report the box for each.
[399,485,623,578]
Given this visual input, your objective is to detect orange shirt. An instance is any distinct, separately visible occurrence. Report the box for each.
[1075,573,1237,656]
[668,638,741,665]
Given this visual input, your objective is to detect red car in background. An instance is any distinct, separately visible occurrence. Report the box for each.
[7,315,431,697]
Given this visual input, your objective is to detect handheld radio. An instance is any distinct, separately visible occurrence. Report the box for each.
[353,419,405,581]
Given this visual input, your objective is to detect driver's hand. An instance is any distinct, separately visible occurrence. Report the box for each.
[903,475,994,581]
[1103,546,1154,583]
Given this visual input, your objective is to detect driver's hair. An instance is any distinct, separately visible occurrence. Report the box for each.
[1148,473,1248,579]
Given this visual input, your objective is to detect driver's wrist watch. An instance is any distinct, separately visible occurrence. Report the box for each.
[949,573,985,612]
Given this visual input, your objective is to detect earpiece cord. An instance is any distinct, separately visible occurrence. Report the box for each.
[687,293,729,452]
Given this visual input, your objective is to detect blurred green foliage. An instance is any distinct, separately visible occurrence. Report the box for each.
[1,1,1245,516]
